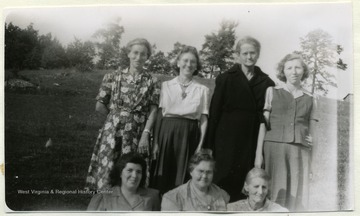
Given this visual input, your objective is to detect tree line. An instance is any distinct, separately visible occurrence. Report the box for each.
[5,19,237,77]
[5,22,95,72]
[5,18,347,96]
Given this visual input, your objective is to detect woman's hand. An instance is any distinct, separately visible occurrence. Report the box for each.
[304,135,313,149]
[152,143,159,160]
[195,146,202,153]
[95,102,109,116]
[254,154,263,168]
[255,123,266,169]
[138,132,150,156]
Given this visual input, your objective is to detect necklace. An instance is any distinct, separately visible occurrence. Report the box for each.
[181,91,187,100]
[177,77,192,100]
[177,77,193,87]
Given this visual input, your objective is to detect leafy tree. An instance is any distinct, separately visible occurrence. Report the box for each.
[5,22,20,70]
[66,38,96,72]
[117,44,172,75]
[5,23,70,70]
[5,22,41,70]
[145,45,172,75]
[166,42,186,75]
[38,33,68,69]
[116,46,129,70]
[336,45,348,71]
[167,42,186,63]
[22,24,42,69]
[93,17,124,69]
[200,20,238,78]
[23,46,42,70]
[297,29,347,96]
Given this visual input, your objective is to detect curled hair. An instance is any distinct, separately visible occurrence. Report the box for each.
[276,53,309,82]
[175,46,202,76]
[235,36,261,54]
[242,168,271,197]
[109,153,147,188]
[188,149,215,173]
[126,38,152,59]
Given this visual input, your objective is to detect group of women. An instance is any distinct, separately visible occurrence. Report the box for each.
[85,36,317,212]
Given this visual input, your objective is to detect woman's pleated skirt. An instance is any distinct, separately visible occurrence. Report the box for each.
[151,117,200,194]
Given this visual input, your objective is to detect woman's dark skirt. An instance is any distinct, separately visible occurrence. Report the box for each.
[151,117,200,194]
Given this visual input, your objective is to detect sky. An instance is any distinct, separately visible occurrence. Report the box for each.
[4,3,353,99]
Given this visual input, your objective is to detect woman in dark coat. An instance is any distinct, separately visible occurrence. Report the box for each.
[204,36,275,202]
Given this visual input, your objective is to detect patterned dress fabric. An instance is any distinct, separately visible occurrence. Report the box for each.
[86,68,160,190]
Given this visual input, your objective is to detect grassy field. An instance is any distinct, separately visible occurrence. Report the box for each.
[4,69,351,211]
[5,69,115,210]
[4,69,214,211]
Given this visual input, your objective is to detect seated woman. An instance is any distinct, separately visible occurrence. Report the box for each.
[227,168,288,212]
[161,149,229,211]
[87,153,160,211]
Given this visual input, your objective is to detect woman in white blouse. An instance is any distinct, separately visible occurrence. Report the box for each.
[150,46,210,194]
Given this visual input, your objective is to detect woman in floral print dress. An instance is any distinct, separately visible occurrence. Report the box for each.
[86,38,160,190]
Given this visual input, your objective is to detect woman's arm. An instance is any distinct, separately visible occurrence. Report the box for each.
[95,73,113,116]
[138,105,158,155]
[254,86,272,168]
[152,108,163,160]
[305,96,319,148]
[196,114,208,152]
[95,101,109,116]
[254,111,269,168]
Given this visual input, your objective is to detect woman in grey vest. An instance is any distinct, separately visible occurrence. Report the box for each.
[255,53,317,211]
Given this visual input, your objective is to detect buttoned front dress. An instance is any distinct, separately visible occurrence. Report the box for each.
[85,69,160,190]
[263,86,314,211]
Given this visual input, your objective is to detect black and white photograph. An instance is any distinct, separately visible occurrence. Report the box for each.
[2,1,356,214]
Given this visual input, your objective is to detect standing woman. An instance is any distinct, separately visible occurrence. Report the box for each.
[151,46,210,194]
[204,36,275,202]
[86,38,160,190]
[255,53,316,211]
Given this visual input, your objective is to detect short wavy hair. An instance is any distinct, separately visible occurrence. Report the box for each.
[126,38,152,59]
[235,36,261,54]
[242,168,271,197]
[276,53,309,82]
[188,149,215,173]
[174,46,202,76]
[109,153,147,188]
